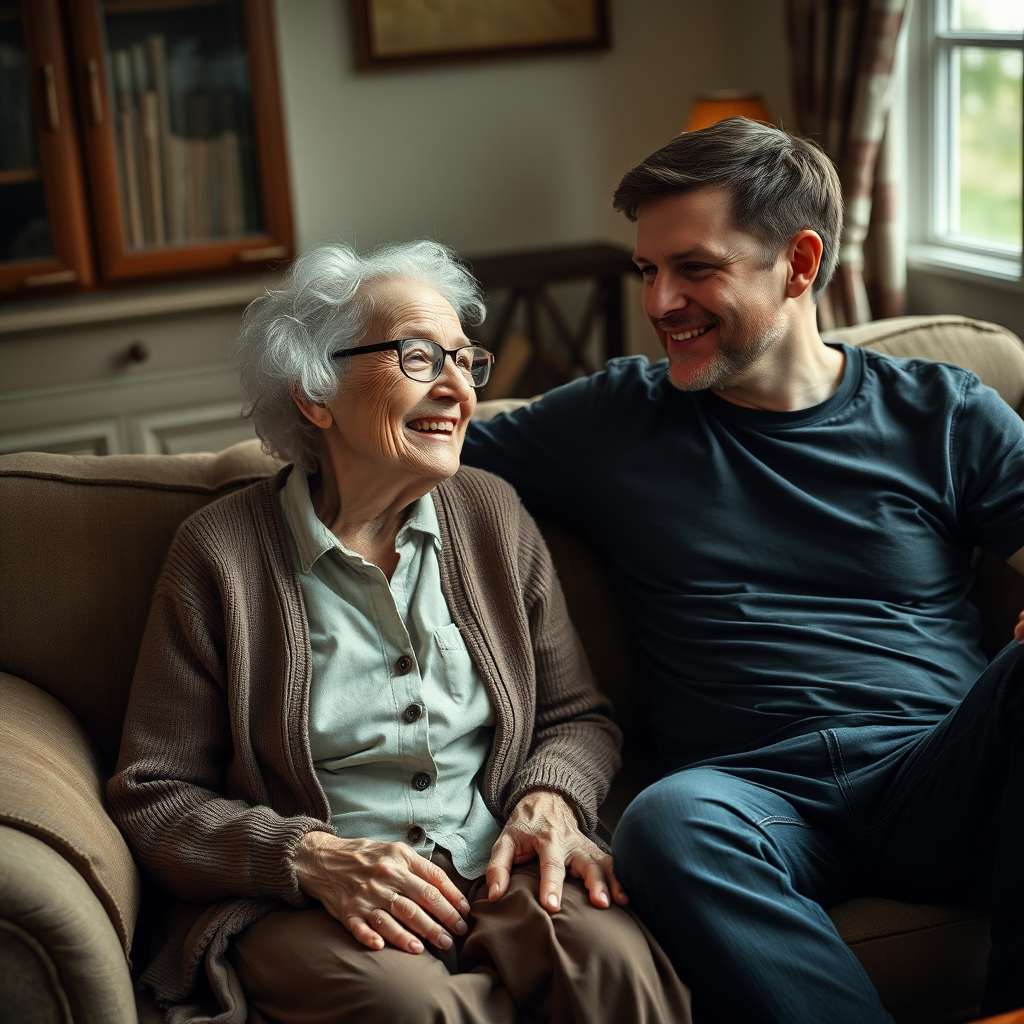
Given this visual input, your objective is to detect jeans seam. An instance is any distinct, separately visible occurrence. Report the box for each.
[823,730,865,836]
[755,815,814,829]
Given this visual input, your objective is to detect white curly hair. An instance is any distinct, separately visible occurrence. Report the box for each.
[236,239,487,472]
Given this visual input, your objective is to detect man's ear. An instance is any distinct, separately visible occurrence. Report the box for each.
[785,230,823,300]
[292,386,333,429]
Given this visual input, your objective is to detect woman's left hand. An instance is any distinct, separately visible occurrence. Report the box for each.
[486,788,628,913]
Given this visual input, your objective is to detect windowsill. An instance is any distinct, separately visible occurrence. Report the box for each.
[907,243,1023,292]
[0,274,278,337]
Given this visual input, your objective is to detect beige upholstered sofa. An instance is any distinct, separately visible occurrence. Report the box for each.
[2,314,1023,1024]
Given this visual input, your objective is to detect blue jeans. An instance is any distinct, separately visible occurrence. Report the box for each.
[612,640,1024,1024]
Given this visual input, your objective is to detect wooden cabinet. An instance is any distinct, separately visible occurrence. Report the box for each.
[0,0,293,300]
[0,285,261,455]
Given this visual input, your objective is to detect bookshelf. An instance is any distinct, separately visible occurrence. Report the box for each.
[0,0,293,298]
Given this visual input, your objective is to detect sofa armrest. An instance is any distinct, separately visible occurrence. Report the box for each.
[0,825,140,1024]
[0,672,140,954]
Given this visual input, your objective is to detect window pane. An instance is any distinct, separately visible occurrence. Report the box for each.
[955,46,1022,247]
[951,0,1024,32]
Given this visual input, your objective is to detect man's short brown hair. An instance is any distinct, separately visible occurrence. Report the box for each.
[613,118,843,303]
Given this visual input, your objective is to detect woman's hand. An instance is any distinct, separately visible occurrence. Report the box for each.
[486,788,628,914]
[293,832,470,954]
[1014,609,1023,643]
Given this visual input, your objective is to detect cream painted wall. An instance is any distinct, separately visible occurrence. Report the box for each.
[272,0,792,359]
[273,0,793,259]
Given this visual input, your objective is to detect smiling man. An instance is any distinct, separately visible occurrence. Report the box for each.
[461,118,1024,1023]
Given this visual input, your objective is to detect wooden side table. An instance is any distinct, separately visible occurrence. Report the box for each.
[467,243,639,397]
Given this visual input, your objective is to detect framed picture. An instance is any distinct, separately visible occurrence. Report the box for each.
[353,0,610,70]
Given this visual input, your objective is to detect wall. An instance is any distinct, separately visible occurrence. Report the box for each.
[273,0,793,259]
[908,271,1024,340]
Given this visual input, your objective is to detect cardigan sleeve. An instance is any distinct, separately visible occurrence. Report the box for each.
[499,500,622,836]
[107,522,331,906]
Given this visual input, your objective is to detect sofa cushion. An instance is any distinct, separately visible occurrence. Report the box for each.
[0,672,139,954]
[828,898,989,1024]
[0,442,281,769]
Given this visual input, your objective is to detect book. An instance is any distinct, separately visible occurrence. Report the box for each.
[147,34,180,243]
[112,49,144,249]
[139,91,166,244]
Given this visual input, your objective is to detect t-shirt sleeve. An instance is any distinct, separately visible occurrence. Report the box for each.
[462,371,602,522]
[952,373,1024,558]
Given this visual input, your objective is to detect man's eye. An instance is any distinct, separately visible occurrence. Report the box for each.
[639,265,656,276]
[682,264,713,274]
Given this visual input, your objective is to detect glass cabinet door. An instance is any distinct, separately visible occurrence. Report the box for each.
[69,0,293,282]
[100,0,262,249]
[0,0,93,295]
[0,2,52,262]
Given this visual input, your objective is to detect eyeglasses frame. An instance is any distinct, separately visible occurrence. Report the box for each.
[331,338,494,388]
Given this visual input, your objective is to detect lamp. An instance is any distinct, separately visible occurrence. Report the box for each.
[684,91,773,132]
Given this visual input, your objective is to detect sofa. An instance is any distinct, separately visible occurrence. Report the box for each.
[2,314,1023,1024]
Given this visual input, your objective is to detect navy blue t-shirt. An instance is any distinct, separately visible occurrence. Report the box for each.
[462,345,1024,770]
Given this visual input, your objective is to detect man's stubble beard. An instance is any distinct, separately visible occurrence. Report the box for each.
[665,311,782,393]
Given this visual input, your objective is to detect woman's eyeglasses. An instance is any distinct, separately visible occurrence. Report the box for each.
[332,338,495,388]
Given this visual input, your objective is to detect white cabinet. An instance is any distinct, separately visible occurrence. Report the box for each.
[0,279,263,456]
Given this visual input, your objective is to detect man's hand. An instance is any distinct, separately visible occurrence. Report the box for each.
[293,832,469,954]
[486,788,628,913]
[1015,610,1023,644]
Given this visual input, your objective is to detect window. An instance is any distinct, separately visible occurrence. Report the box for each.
[908,0,1023,283]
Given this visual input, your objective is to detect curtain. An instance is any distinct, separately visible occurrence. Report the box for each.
[786,0,911,327]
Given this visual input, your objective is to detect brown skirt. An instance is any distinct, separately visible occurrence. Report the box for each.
[228,860,691,1024]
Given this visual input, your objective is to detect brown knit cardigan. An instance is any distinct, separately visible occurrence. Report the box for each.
[108,465,621,1023]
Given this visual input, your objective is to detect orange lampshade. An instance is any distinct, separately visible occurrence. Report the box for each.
[684,92,773,132]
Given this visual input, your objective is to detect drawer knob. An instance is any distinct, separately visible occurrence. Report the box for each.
[127,341,150,363]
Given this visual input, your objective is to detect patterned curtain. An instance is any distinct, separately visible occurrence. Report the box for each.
[786,0,911,327]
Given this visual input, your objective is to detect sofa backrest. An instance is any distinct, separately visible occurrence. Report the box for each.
[821,314,1024,417]
[2,314,1022,768]
[0,444,282,770]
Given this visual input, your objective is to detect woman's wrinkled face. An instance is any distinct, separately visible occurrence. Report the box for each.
[324,278,478,487]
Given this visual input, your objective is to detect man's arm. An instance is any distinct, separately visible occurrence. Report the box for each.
[463,370,603,521]
[1009,545,1024,643]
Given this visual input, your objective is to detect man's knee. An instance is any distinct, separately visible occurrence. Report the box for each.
[613,768,737,876]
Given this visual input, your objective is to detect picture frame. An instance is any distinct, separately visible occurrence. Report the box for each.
[353,0,610,71]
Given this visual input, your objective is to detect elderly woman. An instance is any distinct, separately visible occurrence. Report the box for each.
[108,240,689,1024]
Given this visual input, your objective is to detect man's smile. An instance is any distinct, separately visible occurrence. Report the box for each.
[668,324,714,342]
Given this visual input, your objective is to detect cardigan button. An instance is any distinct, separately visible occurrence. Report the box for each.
[407,825,425,843]
[396,655,414,674]
[411,772,431,791]
[403,703,422,723]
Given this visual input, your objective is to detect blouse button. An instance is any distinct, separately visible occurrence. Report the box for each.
[396,655,414,674]
[411,772,431,791]
[407,825,425,843]
[403,703,422,723]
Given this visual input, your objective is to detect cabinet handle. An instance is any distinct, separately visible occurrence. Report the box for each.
[238,245,288,262]
[87,59,104,125]
[24,269,77,287]
[43,64,59,131]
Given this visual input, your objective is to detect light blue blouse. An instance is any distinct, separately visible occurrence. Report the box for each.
[279,467,502,879]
